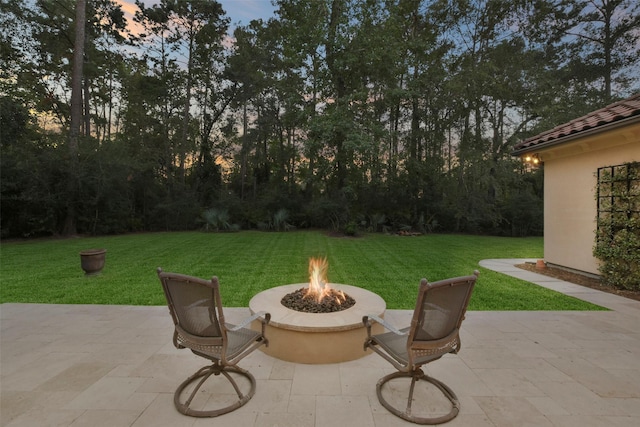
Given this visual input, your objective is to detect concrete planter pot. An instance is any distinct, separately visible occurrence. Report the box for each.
[80,249,106,276]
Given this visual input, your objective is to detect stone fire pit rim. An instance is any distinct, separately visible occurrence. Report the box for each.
[249,283,386,332]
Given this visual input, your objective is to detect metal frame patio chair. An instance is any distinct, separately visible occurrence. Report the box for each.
[157,268,270,417]
[363,271,478,424]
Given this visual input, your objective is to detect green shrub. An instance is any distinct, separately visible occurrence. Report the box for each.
[342,221,358,236]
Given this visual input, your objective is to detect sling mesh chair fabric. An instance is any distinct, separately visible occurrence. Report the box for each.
[157,268,270,417]
[363,271,478,424]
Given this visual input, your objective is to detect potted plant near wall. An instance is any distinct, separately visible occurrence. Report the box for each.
[79,249,106,275]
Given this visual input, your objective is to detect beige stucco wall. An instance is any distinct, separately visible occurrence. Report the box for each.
[540,123,640,275]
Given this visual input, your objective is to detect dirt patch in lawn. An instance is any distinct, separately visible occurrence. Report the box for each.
[516,263,640,302]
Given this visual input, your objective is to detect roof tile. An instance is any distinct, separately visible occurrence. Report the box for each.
[513,93,640,152]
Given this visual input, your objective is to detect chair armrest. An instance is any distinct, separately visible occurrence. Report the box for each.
[227,311,271,331]
[362,315,407,336]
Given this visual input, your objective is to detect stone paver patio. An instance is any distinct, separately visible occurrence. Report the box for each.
[2,259,639,426]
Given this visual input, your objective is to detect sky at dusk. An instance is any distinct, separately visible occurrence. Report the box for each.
[117,0,278,32]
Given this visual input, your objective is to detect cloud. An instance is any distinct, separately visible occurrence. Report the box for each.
[114,0,144,20]
[113,0,145,36]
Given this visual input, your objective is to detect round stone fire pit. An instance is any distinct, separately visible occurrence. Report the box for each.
[249,284,386,364]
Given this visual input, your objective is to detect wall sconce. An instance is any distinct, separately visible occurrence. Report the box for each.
[523,153,541,166]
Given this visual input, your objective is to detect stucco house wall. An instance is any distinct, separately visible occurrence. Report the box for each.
[513,94,640,276]
[541,134,639,275]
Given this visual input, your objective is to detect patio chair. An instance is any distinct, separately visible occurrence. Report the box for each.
[157,268,270,417]
[363,271,478,424]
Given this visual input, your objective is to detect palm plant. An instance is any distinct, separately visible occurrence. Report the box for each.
[202,208,231,231]
[272,208,292,231]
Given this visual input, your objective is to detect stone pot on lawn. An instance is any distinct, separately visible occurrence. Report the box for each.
[80,249,106,276]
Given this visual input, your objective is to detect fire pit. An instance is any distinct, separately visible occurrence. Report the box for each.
[249,258,386,364]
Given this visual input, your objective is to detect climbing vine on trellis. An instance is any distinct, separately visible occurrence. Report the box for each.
[594,162,640,291]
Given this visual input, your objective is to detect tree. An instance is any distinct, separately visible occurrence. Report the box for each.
[127,0,231,228]
[572,0,640,100]
[524,0,640,103]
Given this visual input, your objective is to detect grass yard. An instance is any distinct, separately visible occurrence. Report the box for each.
[0,230,603,310]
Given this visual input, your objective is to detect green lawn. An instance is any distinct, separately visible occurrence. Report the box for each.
[0,231,603,310]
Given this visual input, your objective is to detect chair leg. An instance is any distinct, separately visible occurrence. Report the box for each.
[174,363,257,417]
[376,368,460,425]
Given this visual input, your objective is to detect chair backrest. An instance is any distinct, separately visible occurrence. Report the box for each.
[157,269,226,342]
[408,271,478,345]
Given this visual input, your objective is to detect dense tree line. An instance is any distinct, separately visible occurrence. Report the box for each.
[1,0,639,238]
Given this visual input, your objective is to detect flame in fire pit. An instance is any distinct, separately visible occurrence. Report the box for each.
[305,257,346,304]
[280,257,355,312]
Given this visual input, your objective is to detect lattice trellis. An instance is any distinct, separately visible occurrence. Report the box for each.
[596,162,640,241]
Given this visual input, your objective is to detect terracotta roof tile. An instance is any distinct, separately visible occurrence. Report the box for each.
[513,93,640,153]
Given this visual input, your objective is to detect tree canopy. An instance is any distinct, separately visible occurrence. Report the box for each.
[1,0,638,238]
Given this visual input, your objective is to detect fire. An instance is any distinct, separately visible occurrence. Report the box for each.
[305,257,346,304]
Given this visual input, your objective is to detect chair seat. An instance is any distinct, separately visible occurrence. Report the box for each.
[372,327,444,366]
[189,325,262,361]
[371,327,410,363]
[225,325,263,360]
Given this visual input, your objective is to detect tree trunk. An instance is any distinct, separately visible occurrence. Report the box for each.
[326,0,349,190]
[179,32,194,184]
[83,73,91,137]
[63,0,86,236]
